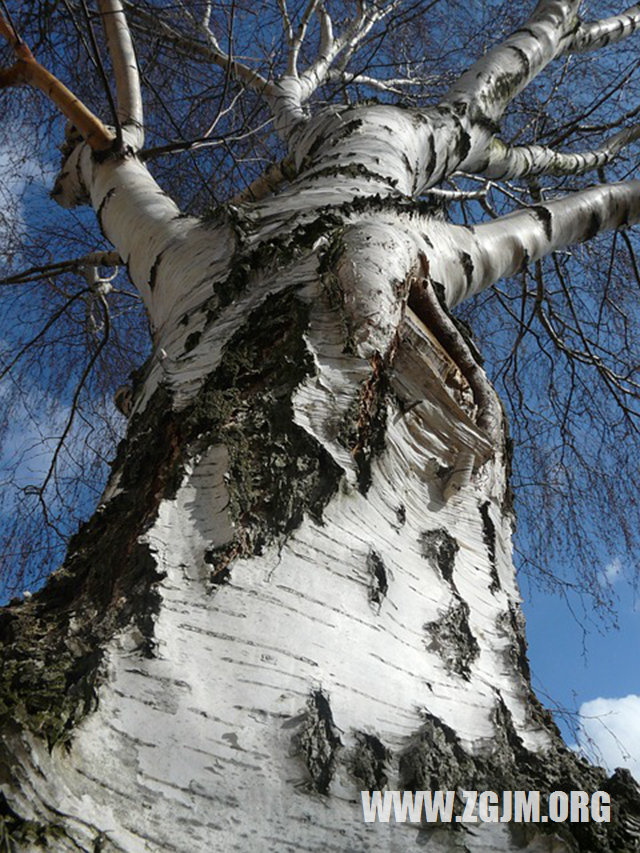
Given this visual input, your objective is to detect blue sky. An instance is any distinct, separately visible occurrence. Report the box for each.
[524,564,640,779]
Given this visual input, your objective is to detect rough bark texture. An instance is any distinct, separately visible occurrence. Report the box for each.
[2,1,640,849]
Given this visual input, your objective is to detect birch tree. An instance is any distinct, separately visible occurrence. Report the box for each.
[1,1,640,851]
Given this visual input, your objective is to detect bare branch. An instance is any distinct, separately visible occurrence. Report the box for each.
[425,179,640,306]
[299,0,403,102]
[327,69,436,95]
[565,6,640,54]
[475,124,640,180]
[442,0,581,126]
[0,252,121,287]
[278,0,294,55]
[123,2,275,97]
[289,0,323,77]
[0,10,114,151]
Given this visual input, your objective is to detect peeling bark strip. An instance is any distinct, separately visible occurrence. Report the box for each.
[295,691,342,794]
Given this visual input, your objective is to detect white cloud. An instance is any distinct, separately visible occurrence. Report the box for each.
[577,695,640,781]
[602,557,622,585]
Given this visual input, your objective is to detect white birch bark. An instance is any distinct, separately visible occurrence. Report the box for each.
[2,2,640,851]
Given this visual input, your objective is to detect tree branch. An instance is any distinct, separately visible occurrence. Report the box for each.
[0,252,121,287]
[476,124,640,180]
[300,0,402,99]
[442,0,581,126]
[97,0,144,147]
[564,6,640,54]
[424,180,640,306]
[0,11,114,151]
[123,2,275,97]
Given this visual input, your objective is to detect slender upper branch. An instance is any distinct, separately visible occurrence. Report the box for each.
[564,5,640,53]
[300,0,403,99]
[98,0,144,147]
[123,2,274,97]
[0,11,114,151]
[289,0,323,77]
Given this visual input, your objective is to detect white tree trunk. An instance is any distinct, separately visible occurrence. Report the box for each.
[3,29,640,852]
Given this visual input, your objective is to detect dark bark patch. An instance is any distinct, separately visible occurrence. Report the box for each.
[400,706,640,851]
[294,690,342,795]
[367,550,388,606]
[497,604,530,681]
[207,211,343,322]
[453,123,472,165]
[338,352,389,495]
[0,793,68,850]
[189,289,343,555]
[426,136,437,182]
[96,187,116,232]
[148,248,166,292]
[584,209,603,241]
[531,205,553,240]
[305,118,364,163]
[424,600,479,679]
[349,732,391,791]
[395,504,406,527]
[479,501,500,594]
[459,251,474,290]
[204,547,233,587]
[184,330,202,353]
[399,712,475,794]
[419,529,459,585]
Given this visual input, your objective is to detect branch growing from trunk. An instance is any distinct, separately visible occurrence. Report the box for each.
[98,0,144,148]
[442,0,580,126]
[230,155,297,203]
[425,179,640,306]
[564,5,640,53]
[475,124,640,180]
[0,11,114,151]
[0,251,121,287]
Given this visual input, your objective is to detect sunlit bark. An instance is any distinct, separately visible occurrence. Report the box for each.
[2,2,640,851]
